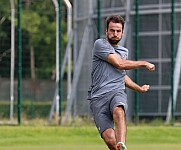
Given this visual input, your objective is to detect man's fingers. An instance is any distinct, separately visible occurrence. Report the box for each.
[142,85,150,92]
[149,64,155,71]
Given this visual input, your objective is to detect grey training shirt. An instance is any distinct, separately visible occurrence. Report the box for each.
[88,39,129,100]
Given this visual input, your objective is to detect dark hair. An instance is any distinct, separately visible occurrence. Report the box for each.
[106,15,125,31]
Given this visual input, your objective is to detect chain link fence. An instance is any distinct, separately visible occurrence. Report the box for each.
[1,0,181,124]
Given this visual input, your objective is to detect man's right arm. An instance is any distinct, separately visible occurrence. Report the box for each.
[107,53,155,71]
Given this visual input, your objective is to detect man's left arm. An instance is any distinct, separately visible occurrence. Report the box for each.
[125,75,150,93]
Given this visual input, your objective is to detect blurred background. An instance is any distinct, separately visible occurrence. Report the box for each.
[0,0,181,125]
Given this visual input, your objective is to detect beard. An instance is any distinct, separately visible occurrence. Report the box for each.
[107,37,121,45]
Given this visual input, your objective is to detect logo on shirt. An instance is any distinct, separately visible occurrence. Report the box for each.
[121,54,127,60]
[119,102,125,106]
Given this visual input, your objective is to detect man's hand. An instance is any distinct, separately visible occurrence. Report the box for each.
[140,84,150,93]
[145,62,155,71]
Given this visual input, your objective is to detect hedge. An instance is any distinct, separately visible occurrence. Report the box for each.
[0,101,66,119]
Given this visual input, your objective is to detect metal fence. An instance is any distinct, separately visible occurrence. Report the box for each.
[70,0,181,123]
[0,0,181,124]
[0,0,68,123]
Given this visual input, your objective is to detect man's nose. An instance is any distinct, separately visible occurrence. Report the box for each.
[113,31,118,36]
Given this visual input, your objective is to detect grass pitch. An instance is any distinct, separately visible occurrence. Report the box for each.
[0,126,181,150]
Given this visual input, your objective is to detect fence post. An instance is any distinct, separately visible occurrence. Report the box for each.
[97,0,101,38]
[58,0,62,125]
[171,0,175,125]
[17,0,22,125]
[135,0,140,124]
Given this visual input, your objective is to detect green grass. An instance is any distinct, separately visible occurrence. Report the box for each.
[0,126,181,150]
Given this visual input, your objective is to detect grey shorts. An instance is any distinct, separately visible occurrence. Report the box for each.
[90,90,128,136]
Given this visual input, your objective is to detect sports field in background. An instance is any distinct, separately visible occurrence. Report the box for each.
[0,126,181,150]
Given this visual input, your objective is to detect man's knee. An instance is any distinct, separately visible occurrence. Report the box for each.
[113,106,125,118]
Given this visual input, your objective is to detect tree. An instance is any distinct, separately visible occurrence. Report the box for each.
[0,0,68,79]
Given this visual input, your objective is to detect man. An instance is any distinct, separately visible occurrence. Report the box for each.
[87,15,155,150]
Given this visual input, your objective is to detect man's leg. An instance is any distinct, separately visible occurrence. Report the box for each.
[113,106,127,147]
[102,128,117,150]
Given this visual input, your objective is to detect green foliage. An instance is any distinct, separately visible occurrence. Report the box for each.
[0,100,67,119]
[0,1,11,77]
[0,101,51,118]
[0,0,68,79]
[0,1,10,16]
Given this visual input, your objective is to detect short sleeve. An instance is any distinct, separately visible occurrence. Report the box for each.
[93,39,115,61]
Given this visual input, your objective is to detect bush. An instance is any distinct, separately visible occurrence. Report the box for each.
[0,101,53,119]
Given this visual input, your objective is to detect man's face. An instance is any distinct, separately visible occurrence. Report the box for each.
[106,22,123,46]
